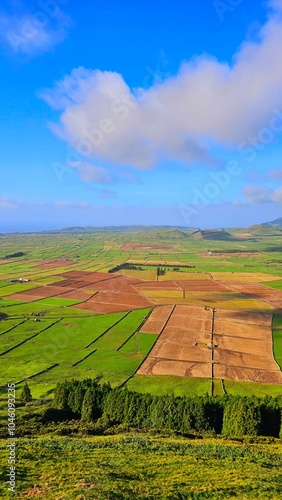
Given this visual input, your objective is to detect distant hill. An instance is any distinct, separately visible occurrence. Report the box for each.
[262,217,282,229]
[248,224,282,236]
[38,225,195,234]
[162,228,190,239]
[191,229,233,240]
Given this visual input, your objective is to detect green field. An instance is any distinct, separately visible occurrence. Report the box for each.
[0,309,156,398]
[263,280,282,290]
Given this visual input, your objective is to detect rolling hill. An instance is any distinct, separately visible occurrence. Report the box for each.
[262,217,282,229]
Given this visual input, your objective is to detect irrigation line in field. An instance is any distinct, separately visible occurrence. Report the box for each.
[84,310,131,348]
[117,305,176,388]
[116,308,153,352]
[72,349,97,367]
[221,379,227,395]
[13,364,59,386]
[0,318,63,356]
[0,319,28,336]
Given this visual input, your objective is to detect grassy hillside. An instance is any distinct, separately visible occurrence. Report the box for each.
[0,434,281,499]
[248,224,282,236]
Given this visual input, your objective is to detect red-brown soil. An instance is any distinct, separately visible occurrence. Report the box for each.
[7,285,73,302]
[6,272,149,312]
[214,321,271,339]
[73,291,153,309]
[71,302,135,314]
[216,281,282,310]
[139,305,174,334]
[214,309,273,325]
[138,305,282,384]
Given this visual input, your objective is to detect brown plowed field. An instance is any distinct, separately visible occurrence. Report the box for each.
[75,291,153,308]
[7,293,42,302]
[72,302,134,314]
[59,271,121,282]
[6,272,149,312]
[59,270,94,278]
[215,365,282,384]
[214,349,273,370]
[139,305,174,334]
[151,342,211,363]
[214,321,272,339]
[137,305,282,384]
[138,359,211,378]
[154,326,210,345]
[167,315,211,332]
[7,285,73,301]
[51,279,79,287]
[148,305,174,321]
[214,309,272,326]
[217,281,282,309]
[174,305,212,317]
[58,290,95,300]
[213,335,272,355]
[139,320,166,334]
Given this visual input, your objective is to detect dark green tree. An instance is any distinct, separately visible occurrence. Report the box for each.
[81,387,102,421]
[53,381,71,410]
[67,382,85,415]
[20,382,32,403]
[222,396,261,437]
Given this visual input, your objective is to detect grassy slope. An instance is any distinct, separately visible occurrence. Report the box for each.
[0,434,281,500]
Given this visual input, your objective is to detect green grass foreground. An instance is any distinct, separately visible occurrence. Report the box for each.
[0,434,281,499]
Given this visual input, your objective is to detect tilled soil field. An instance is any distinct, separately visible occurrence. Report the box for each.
[139,305,174,334]
[138,305,282,384]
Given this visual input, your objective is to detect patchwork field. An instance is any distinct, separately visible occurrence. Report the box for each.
[0,229,282,398]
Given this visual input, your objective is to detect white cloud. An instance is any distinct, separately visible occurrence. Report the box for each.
[67,162,113,183]
[272,186,282,202]
[40,1,282,170]
[269,0,282,11]
[0,196,22,210]
[268,168,282,179]
[0,197,90,211]
[54,201,90,209]
[0,5,71,57]
[243,184,282,203]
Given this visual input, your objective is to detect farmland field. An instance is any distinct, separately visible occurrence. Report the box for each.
[0,228,281,399]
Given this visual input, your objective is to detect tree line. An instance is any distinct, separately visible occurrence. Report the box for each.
[44,379,282,438]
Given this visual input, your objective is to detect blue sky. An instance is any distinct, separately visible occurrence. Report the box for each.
[1,0,282,231]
